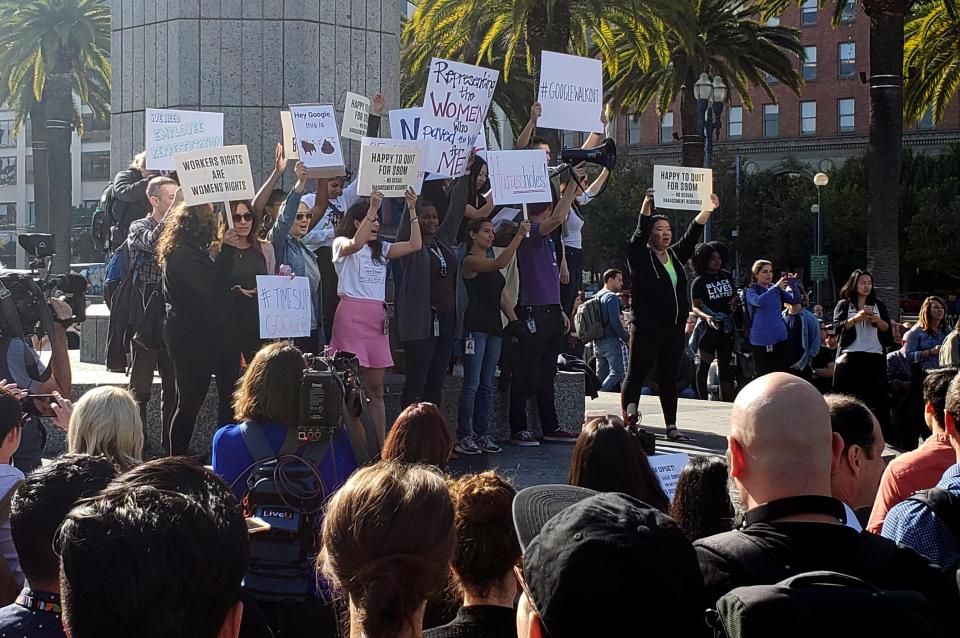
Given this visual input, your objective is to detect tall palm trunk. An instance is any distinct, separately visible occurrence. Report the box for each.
[45,70,74,274]
[680,66,705,168]
[864,4,909,316]
[28,102,51,235]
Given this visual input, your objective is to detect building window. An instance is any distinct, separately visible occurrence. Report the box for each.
[802,46,817,81]
[918,109,934,130]
[767,16,781,26]
[0,157,15,186]
[728,106,743,139]
[801,0,817,26]
[0,121,14,149]
[839,98,855,132]
[0,203,14,228]
[840,3,856,22]
[81,151,111,181]
[838,42,856,78]
[763,104,779,138]
[25,156,33,185]
[800,101,817,135]
[81,114,110,143]
[660,112,674,144]
[627,117,641,145]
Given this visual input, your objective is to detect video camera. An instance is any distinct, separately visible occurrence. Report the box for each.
[15,234,87,328]
[297,351,363,442]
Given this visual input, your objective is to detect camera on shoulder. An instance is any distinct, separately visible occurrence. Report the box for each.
[296,351,362,442]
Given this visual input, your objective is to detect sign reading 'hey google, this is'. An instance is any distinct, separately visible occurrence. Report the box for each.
[146,108,224,171]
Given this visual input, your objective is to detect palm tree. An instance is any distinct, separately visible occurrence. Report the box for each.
[903,0,959,125]
[603,0,804,167]
[0,0,110,273]
[758,0,914,322]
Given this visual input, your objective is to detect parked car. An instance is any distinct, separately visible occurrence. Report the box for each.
[900,291,931,314]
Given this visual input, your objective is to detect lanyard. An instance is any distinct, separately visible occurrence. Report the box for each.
[427,243,448,278]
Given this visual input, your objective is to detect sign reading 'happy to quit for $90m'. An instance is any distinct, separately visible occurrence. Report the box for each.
[653,165,714,211]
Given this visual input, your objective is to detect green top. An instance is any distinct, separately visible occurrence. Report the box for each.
[663,255,678,289]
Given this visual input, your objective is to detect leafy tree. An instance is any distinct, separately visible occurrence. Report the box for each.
[903,0,960,125]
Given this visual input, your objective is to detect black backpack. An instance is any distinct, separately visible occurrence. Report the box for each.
[906,487,960,571]
[91,183,114,253]
[234,423,332,604]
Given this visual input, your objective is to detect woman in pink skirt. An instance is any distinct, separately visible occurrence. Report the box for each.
[330,188,421,444]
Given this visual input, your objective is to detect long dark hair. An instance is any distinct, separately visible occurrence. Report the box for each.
[216,200,263,255]
[668,456,734,541]
[156,203,218,265]
[467,157,488,208]
[839,268,877,307]
[336,201,385,264]
[568,416,669,512]
[464,217,491,253]
[381,403,453,469]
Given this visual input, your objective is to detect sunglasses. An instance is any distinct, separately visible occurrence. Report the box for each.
[232,213,253,223]
[296,213,313,221]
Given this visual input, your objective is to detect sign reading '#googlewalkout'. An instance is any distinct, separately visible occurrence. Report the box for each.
[146,108,224,171]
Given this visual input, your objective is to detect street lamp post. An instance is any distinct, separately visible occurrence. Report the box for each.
[812,172,829,303]
[694,73,727,241]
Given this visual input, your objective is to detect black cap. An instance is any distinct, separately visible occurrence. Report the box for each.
[513,486,706,637]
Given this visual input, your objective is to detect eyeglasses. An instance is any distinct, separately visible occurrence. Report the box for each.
[296,213,313,220]
[232,213,253,223]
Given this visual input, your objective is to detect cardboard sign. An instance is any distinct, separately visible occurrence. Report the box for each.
[648,452,690,502]
[256,275,312,339]
[389,107,421,141]
[146,108,224,171]
[280,111,299,159]
[653,165,714,211]
[341,92,371,141]
[487,150,551,205]
[173,145,255,207]
[357,140,424,197]
[420,58,499,177]
[537,52,604,134]
[289,104,345,177]
[360,137,427,193]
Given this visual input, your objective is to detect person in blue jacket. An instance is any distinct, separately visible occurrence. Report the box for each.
[594,269,631,392]
[781,286,821,381]
[746,259,803,377]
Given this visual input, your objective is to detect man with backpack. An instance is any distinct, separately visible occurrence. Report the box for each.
[582,269,629,392]
[697,373,955,635]
[882,369,960,572]
[109,152,154,252]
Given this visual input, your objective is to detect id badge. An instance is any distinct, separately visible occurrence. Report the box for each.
[766,344,773,353]
[464,338,476,355]
[527,318,538,334]
[433,317,441,337]
[383,314,390,335]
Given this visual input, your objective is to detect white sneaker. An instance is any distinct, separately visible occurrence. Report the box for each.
[455,436,482,455]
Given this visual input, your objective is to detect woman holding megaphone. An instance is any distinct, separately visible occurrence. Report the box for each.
[621,188,719,441]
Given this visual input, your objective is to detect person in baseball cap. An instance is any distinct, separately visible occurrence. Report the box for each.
[513,485,708,637]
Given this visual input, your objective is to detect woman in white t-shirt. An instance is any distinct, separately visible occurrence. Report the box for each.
[329,188,421,443]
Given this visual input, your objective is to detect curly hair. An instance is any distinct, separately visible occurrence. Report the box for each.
[668,456,734,541]
[156,203,218,265]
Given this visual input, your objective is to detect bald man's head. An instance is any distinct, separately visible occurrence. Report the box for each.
[728,373,840,510]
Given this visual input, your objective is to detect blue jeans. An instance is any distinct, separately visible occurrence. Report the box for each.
[595,336,625,392]
[458,332,502,439]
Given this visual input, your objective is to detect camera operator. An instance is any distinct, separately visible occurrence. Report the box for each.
[0,297,72,472]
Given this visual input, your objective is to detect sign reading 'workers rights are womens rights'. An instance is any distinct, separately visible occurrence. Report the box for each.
[487,150,552,205]
[146,108,224,171]
[420,58,498,178]
[173,145,255,208]
[537,51,604,134]
[653,165,714,211]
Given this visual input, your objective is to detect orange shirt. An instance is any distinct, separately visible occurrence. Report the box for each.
[866,432,956,533]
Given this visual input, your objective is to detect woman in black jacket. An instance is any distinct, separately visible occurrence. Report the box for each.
[622,189,719,441]
[158,202,243,456]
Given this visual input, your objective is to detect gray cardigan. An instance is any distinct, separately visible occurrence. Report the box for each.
[394,176,469,342]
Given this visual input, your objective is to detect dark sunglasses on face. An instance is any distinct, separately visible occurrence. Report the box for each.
[232,213,254,223]
[296,213,313,221]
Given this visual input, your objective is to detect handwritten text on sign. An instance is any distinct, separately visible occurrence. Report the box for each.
[341,92,371,141]
[487,150,552,205]
[420,58,498,178]
[537,52,604,134]
[173,145,255,207]
[357,141,424,197]
[257,275,311,339]
[389,107,421,141]
[146,108,224,171]
[360,137,427,194]
[648,453,690,502]
[289,104,345,177]
[653,165,714,211]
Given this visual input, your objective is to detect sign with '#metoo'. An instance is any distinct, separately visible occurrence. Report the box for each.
[653,165,714,211]
[420,58,499,178]
[537,51,604,134]
[257,275,312,339]
[487,150,552,205]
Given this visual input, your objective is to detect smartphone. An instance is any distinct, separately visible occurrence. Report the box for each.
[27,394,56,403]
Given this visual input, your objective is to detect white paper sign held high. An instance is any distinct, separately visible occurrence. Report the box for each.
[341,92,371,141]
[537,52,604,134]
[487,150,551,205]
[289,104,345,177]
[653,165,714,211]
[146,108,224,171]
[357,140,425,197]
[257,275,312,339]
[360,137,426,194]
[174,145,255,207]
[280,111,299,159]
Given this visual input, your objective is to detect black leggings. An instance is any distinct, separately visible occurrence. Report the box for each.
[834,350,892,444]
[752,341,789,377]
[165,322,240,456]
[622,320,685,426]
[696,328,735,401]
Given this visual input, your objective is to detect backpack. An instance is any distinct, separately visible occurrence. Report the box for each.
[575,290,611,343]
[235,423,331,604]
[732,286,756,350]
[91,183,114,253]
[906,487,960,570]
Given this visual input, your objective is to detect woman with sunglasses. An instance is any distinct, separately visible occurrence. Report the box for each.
[267,161,326,353]
[212,201,275,366]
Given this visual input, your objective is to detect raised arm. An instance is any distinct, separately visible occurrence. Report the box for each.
[387,189,423,259]
[252,143,288,217]
[539,165,586,236]
[576,168,609,206]
[465,195,495,220]
[113,168,150,203]
[581,109,608,149]
[307,178,331,232]
[438,164,470,245]
[267,161,307,248]
[516,102,541,150]
[462,220,531,275]
[368,93,385,137]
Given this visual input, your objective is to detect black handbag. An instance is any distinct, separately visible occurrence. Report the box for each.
[133,289,165,350]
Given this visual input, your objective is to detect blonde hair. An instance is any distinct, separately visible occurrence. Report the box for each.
[67,386,144,470]
[751,259,772,281]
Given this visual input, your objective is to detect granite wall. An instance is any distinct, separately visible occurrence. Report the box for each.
[109,0,401,184]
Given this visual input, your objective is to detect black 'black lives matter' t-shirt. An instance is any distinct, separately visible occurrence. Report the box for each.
[691,271,736,315]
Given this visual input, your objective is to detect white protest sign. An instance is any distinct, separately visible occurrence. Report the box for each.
[487,150,551,205]
[420,58,498,177]
[357,140,424,197]
[389,107,421,141]
[653,165,714,211]
[173,145,255,210]
[648,453,690,502]
[146,108,224,171]
[289,104,345,177]
[256,275,312,339]
[360,137,426,193]
[280,111,299,159]
[537,52,604,134]
[490,206,522,231]
[341,92,371,141]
